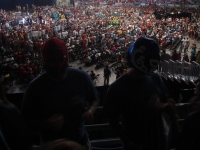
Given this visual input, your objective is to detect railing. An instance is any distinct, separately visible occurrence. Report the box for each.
[160,60,200,83]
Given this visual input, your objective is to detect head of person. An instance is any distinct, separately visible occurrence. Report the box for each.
[42,38,68,80]
[39,139,84,150]
[126,37,160,75]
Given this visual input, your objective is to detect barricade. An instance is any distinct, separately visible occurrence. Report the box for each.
[160,60,200,84]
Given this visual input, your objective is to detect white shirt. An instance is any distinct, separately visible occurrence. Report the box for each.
[57,25,61,31]
[102,34,105,39]
[57,32,61,38]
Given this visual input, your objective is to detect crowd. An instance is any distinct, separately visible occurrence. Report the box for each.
[0,36,200,150]
[0,1,200,149]
[1,4,200,86]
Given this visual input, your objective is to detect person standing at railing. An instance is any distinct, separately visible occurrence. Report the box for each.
[182,52,190,62]
[190,44,196,62]
[160,49,170,72]
[196,50,200,64]
[171,49,181,61]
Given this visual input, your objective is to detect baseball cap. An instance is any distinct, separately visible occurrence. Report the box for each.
[126,37,160,74]
[42,38,68,73]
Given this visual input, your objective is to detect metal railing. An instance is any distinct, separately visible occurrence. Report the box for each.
[159,60,200,83]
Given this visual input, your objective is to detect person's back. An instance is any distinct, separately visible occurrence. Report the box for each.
[103,37,178,150]
[21,38,99,149]
[104,73,168,149]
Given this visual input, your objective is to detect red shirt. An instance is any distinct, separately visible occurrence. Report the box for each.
[171,52,180,61]
[36,42,42,49]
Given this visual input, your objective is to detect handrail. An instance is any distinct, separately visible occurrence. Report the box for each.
[160,60,200,83]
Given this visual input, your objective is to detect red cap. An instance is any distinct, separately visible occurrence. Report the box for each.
[42,38,68,72]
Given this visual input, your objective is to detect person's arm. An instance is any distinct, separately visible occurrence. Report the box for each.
[82,72,99,123]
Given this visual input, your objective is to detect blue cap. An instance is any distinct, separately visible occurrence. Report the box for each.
[127,37,160,74]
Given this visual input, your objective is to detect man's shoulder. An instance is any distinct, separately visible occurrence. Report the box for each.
[27,72,47,87]
[109,74,128,89]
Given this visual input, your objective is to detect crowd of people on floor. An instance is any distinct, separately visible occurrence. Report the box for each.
[1,4,200,86]
[1,36,200,150]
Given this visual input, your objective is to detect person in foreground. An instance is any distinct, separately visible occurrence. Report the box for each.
[21,38,99,150]
[0,82,32,150]
[175,78,200,150]
[103,37,179,150]
[38,139,84,150]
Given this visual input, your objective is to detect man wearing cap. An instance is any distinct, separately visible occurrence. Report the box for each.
[103,37,179,150]
[21,38,99,149]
